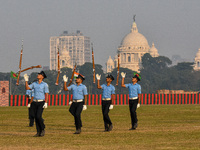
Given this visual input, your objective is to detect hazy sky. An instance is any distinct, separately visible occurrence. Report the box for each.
[1,0,200,73]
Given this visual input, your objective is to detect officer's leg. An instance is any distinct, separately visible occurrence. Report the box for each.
[35,102,45,134]
[31,102,40,135]
[74,102,83,130]
[104,101,112,124]
[69,102,76,116]
[102,101,108,130]
[102,101,112,130]
[29,104,34,126]
[129,100,138,129]
[132,99,138,125]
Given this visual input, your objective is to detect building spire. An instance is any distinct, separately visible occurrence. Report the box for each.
[131,15,138,33]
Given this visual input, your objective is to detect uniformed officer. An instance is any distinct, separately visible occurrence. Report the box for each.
[26,87,34,127]
[63,73,88,134]
[96,74,115,132]
[121,72,141,130]
[24,71,49,137]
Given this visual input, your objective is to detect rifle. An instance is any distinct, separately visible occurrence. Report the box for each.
[92,43,95,83]
[55,48,60,85]
[20,65,42,73]
[116,53,120,86]
[68,63,76,86]
[16,40,23,86]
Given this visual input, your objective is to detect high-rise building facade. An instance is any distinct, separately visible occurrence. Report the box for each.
[50,30,90,70]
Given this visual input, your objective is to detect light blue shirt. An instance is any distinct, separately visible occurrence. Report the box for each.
[67,83,88,100]
[101,84,115,98]
[29,81,49,100]
[125,83,141,98]
[26,89,34,98]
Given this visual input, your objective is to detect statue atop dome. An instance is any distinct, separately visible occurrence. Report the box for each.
[133,15,136,22]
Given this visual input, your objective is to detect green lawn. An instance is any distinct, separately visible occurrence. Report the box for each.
[0,105,200,150]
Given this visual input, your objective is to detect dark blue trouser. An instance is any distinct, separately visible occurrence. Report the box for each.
[102,100,112,129]
[31,101,45,133]
[129,99,138,127]
[69,102,83,130]
[28,99,34,126]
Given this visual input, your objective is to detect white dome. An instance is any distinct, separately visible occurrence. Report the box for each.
[149,43,159,57]
[107,56,114,64]
[120,22,149,48]
[195,48,200,58]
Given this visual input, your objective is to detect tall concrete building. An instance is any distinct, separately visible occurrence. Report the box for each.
[106,17,159,73]
[50,30,90,70]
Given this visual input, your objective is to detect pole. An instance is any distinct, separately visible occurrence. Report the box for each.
[10,77,12,95]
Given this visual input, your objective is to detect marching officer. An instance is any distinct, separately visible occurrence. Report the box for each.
[121,72,141,130]
[24,71,49,137]
[63,73,88,134]
[96,74,115,132]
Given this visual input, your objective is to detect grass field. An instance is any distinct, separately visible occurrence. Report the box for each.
[0,105,200,150]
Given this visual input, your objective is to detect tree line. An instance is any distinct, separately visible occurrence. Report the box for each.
[1,53,200,95]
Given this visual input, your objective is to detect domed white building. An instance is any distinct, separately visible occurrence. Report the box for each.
[106,56,114,73]
[60,47,72,69]
[194,48,200,71]
[106,18,159,73]
[150,43,159,57]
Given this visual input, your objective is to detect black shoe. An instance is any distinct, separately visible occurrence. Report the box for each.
[74,129,81,134]
[129,127,136,130]
[104,128,109,132]
[129,123,138,130]
[40,130,45,137]
[33,133,40,137]
[108,124,113,131]
[133,123,138,129]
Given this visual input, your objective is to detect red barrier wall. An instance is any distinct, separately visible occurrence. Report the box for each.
[9,93,200,106]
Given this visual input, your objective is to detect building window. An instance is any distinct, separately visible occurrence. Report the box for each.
[128,56,131,62]
[2,88,5,93]
[62,60,65,66]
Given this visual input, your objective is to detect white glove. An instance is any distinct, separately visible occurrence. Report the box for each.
[24,73,29,81]
[83,105,87,110]
[121,72,126,78]
[109,104,113,110]
[69,101,72,105]
[96,74,101,80]
[27,103,31,108]
[63,75,68,82]
[43,103,48,108]
[137,103,140,108]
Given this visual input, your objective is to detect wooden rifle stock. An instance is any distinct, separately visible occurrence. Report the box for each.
[20,65,42,73]
[68,63,76,86]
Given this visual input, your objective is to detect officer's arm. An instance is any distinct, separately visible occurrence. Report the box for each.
[29,96,34,104]
[63,82,69,91]
[121,77,126,88]
[111,94,115,105]
[138,94,141,104]
[97,80,102,89]
[45,93,49,103]
[25,81,31,90]
[84,95,87,105]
